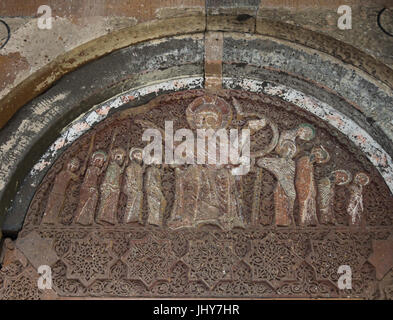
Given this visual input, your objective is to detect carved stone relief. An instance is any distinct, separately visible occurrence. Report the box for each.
[1,90,392,299]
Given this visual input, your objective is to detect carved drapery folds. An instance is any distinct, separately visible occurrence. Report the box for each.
[2,90,392,299]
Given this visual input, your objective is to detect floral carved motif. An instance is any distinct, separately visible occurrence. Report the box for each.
[121,235,176,287]
[63,234,117,287]
[182,235,237,289]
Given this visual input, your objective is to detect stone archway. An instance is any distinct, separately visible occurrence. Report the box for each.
[1,20,393,299]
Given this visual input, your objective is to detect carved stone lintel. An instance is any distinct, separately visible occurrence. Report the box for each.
[14,90,390,299]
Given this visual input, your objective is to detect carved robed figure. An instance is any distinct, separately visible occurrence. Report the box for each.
[123,147,144,224]
[41,157,80,224]
[74,150,107,226]
[296,146,330,226]
[167,96,245,231]
[96,147,126,225]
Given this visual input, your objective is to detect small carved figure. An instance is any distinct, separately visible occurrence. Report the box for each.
[41,158,80,224]
[253,122,314,227]
[123,148,144,224]
[96,147,126,225]
[296,146,330,226]
[318,170,352,225]
[252,123,314,227]
[347,172,370,226]
[168,166,193,228]
[275,123,315,158]
[257,141,297,226]
[145,164,166,226]
[318,169,352,225]
[74,151,107,226]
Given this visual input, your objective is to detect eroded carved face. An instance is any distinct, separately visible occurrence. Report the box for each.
[68,158,80,172]
[297,124,315,141]
[311,146,330,164]
[280,140,297,159]
[130,149,143,164]
[194,104,223,130]
[92,155,105,168]
[332,169,352,185]
[112,149,125,165]
[354,172,370,186]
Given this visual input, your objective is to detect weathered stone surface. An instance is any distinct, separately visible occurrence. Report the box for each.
[0,34,204,234]
[207,14,255,32]
[0,84,387,297]
[0,0,392,300]
[368,239,393,280]
[1,0,392,126]
[205,32,223,90]
[0,52,29,92]
[222,33,393,157]
[0,238,28,268]
[258,3,393,68]
[15,231,58,269]
[0,0,205,20]
[207,0,260,13]
[0,16,206,128]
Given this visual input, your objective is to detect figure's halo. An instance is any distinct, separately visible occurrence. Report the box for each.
[186,95,233,129]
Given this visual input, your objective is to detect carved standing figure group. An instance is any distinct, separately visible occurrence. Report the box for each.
[42,140,166,227]
[41,95,369,229]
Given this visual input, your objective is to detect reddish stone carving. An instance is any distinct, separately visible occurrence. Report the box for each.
[63,234,117,286]
[169,96,247,231]
[257,157,296,226]
[296,146,330,226]
[146,164,166,226]
[74,150,107,225]
[182,235,237,289]
[368,239,393,280]
[123,148,144,224]
[244,233,302,288]
[318,169,352,225]
[121,235,176,287]
[2,266,41,300]
[275,123,315,157]
[41,158,80,224]
[6,90,392,299]
[347,172,370,226]
[96,147,126,225]
[306,233,368,285]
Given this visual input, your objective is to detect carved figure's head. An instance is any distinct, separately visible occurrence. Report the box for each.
[67,157,80,172]
[354,172,370,186]
[331,169,352,185]
[111,147,126,165]
[91,150,107,168]
[311,145,330,164]
[280,140,297,159]
[186,95,232,130]
[297,123,315,141]
[129,147,143,165]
